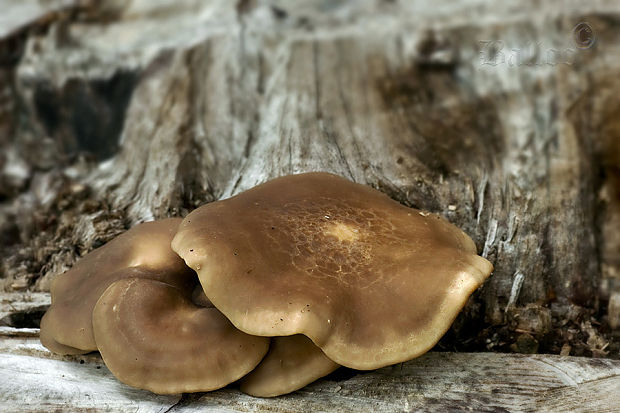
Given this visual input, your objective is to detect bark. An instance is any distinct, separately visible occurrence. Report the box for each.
[0,0,618,366]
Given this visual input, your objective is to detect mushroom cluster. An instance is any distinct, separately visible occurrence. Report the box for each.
[40,172,493,397]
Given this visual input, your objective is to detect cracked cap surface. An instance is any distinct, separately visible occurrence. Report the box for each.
[172,172,493,370]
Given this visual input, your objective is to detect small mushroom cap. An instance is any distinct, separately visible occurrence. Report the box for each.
[172,172,493,370]
[41,218,195,352]
[239,334,339,397]
[93,278,270,394]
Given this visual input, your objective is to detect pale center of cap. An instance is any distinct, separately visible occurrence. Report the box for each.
[323,222,361,243]
[127,246,165,268]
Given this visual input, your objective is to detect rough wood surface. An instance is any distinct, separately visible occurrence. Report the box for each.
[0,0,619,408]
[1,292,619,412]
[2,329,619,412]
[0,292,49,320]
[0,0,81,41]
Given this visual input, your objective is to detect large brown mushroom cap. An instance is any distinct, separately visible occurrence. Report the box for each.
[42,218,195,353]
[93,278,270,394]
[172,172,493,370]
[239,335,339,397]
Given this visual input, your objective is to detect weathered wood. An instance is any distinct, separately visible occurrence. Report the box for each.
[0,292,49,321]
[1,293,619,411]
[0,350,180,412]
[0,0,80,41]
[2,331,619,412]
[1,0,619,408]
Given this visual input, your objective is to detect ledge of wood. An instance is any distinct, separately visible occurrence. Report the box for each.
[0,293,618,412]
[2,339,619,412]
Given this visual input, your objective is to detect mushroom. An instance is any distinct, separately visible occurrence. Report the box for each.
[39,326,88,355]
[40,218,196,353]
[193,286,339,397]
[172,172,493,370]
[239,334,339,397]
[191,283,215,308]
[93,278,269,394]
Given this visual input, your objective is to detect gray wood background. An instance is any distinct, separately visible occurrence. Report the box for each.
[0,0,619,411]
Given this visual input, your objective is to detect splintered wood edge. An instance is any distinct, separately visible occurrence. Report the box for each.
[0,292,51,321]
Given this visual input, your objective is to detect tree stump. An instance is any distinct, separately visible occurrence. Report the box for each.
[0,0,619,410]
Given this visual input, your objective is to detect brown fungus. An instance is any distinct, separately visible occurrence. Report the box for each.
[239,335,340,397]
[193,285,339,396]
[191,283,215,308]
[41,218,196,353]
[39,326,88,355]
[93,278,269,394]
[172,172,493,370]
